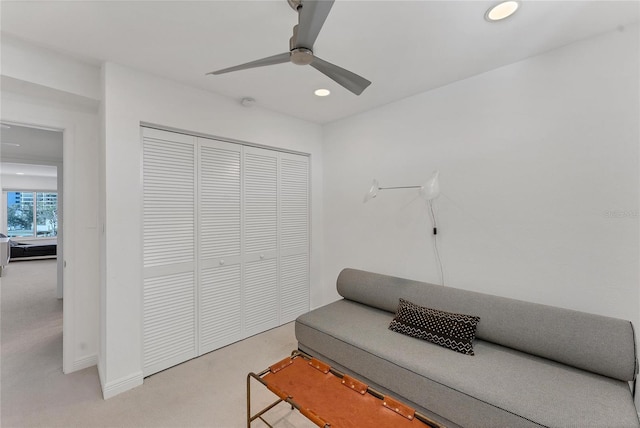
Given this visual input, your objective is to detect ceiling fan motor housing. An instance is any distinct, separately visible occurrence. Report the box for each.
[289,23,313,65]
[290,48,314,65]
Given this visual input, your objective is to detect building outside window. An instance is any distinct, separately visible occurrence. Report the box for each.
[6,191,58,238]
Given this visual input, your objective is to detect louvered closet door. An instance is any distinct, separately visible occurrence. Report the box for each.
[279,153,310,323]
[142,128,197,376]
[243,147,279,336]
[198,139,243,354]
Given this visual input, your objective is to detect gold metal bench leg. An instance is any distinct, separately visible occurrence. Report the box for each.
[248,371,284,427]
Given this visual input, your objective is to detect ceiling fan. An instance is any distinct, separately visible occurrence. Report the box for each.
[207,0,371,96]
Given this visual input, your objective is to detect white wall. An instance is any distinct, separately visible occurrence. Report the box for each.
[100,62,324,398]
[1,174,57,190]
[2,34,101,101]
[323,26,639,328]
[1,88,101,374]
[1,35,101,336]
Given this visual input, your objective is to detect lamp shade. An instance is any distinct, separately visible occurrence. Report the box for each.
[419,171,440,201]
[363,179,380,203]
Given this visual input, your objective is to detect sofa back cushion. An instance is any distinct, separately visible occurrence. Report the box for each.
[337,268,637,382]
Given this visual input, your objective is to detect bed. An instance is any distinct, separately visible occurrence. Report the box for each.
[9,238,57,261]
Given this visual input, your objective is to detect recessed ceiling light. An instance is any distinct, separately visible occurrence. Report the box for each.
[314,89,331,97]
[486,1,519,21]
[16,172,25,175]
[1,142,20,147]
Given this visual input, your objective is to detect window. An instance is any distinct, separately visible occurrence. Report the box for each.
[6,191,58,238]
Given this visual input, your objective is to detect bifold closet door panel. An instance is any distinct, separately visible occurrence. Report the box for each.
[280,153,309,252]
[143,130,196,268]
[198,139,242,262]
[199,264,242,353]
[279,153,310,323]
[243,147,279,335]
[143,272,196,376]
[244,256,278,336]
[243,147,278,257]
[142,128,197,376]
[198,139,243,354]
[280,253,309,323]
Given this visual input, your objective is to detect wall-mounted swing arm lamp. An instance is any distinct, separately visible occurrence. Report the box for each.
[363,171,440,203]
[362,171,445,286]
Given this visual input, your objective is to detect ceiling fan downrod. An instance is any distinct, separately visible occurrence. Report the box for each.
[287,0,302,11]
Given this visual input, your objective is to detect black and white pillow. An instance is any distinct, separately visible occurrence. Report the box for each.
[389,298,480,355]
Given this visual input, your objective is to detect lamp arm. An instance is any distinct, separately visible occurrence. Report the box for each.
[378,185,422,190]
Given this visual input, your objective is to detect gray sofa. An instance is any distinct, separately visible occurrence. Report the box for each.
[295,268,639,427]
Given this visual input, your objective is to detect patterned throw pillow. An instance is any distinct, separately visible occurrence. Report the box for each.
[389,298,480,355]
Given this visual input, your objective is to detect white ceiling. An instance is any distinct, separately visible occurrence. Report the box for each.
[0,124,63,163]
[1,162,58,178]
[1,1,638,124]
[0,124,63,180]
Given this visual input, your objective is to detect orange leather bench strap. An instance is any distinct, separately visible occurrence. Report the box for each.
[270,357,294,374]
[300,407,329,427]
[341,374,368,395]
[383,395,416,421]
[308,358,330,374]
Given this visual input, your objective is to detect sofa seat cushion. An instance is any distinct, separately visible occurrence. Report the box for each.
[296,299,640,428]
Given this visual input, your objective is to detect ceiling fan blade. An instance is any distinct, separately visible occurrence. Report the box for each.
[295,0,334,49]
[207,52,290,75]
[310,56,371,95]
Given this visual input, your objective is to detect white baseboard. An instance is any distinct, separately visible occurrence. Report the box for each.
[71,354,98,372]
[101,370,143,399]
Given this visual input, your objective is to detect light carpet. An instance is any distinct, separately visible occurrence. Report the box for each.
[1,259,314,427]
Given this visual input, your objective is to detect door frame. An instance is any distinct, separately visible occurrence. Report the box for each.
[0,118,73,373]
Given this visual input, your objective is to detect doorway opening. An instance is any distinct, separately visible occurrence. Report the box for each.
[1,123,64,373]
